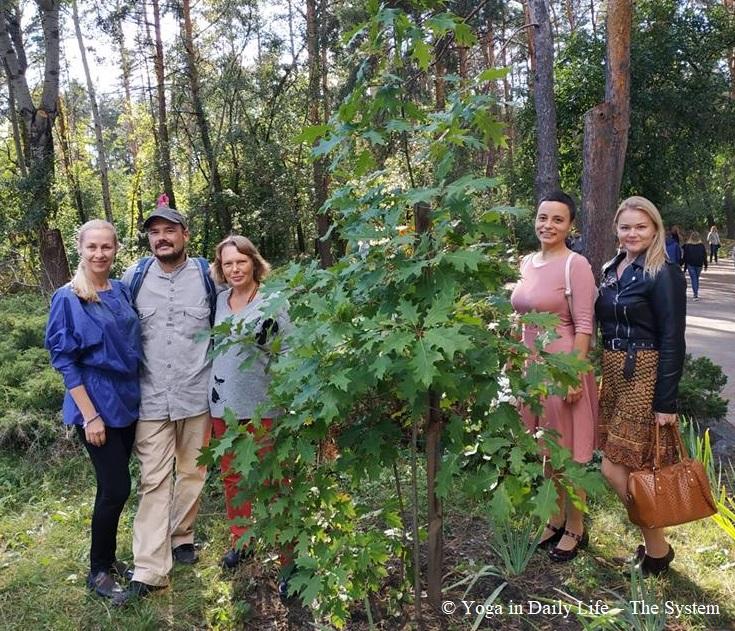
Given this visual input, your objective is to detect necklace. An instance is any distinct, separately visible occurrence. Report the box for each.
[229,283,259,312]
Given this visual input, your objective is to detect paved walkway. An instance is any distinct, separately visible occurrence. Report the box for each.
[684,257,735,425]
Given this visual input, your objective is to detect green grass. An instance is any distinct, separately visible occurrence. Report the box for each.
[1,444,734,630]
[0,444,269,630]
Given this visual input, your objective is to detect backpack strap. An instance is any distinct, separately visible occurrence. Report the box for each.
[194,257,218,326]
[129,257,154,302]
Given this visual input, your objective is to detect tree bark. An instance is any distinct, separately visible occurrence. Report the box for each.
[306,0,332,268]
[151,0,176,208]
[527,0,560,202]
[72,0,113,222]
[56,96,86,223]
[112,6,144,236]
[581,0,632,278]
[565,0,577,32]
[724,183,735,239]
[2,58,27,176]
[181,0,231,233]
[0,1,69,291]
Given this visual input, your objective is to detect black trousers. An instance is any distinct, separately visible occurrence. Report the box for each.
[709,243,719,263]
[76,423,136,575]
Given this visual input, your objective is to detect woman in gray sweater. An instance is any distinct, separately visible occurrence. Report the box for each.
[208,236,291,587]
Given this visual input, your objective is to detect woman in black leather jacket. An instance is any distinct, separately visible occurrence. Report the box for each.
[595,196,686,576]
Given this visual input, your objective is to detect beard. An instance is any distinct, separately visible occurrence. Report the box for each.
[155,242,186,264]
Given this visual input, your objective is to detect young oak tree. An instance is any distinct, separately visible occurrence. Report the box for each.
[203,1,598,626]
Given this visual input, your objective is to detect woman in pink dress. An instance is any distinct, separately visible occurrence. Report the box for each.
[511,191,598,562]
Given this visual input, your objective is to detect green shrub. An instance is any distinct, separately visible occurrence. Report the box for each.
[678,354,728,420]
[0,293,64,449]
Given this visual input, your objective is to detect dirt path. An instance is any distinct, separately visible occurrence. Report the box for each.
[684,256,735,426]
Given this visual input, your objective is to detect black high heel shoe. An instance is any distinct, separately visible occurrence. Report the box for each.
[537,522,565,550]
[548,528,588,562]
[638,544,675,577]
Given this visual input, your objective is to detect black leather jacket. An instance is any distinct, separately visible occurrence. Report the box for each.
[595,252,686,413]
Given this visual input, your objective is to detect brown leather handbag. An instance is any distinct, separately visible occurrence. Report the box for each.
[626,424,717,529]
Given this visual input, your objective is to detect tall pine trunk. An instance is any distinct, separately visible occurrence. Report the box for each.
[527,0,560,202]
[151,0,176,207]
[181,0,230,234]
[112,7,144,235]
[71,0,113,222]
[56,96,86,223]
[581,0,632,277]
[306,0,333,268]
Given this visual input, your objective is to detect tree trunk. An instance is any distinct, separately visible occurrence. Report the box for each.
[113,7,144,235]
[482,22,497,176]
[726,0,735,99]
[151,0,176,208]
[581,0,632,278]
[72,0,113,222]
[306,0,332,268]
[565,0,577,32]
[0,0,69,290]
[527,0,560,203]
[181,0,230,234]
[2,58,27,176]
[140,0,162,213]
[724,183,735,239]
[56,96,86,223]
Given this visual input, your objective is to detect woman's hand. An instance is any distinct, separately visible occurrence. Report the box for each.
[655,412,678,426]
[85,417,106,447]
[565,385,583,404]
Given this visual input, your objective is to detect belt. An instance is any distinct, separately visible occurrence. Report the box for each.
[602,338,659,379]
[602,338,658,351]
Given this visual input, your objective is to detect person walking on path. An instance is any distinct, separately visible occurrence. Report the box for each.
[665,228,682,266]
[511,191,598,563]
[707,226,721,263]
[45,220,141,601]
[596,196,686,577]
[207,235,293,595]
[682,231,707,301]
[118,195,217,601]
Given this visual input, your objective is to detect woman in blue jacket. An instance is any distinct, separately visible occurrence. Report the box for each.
[45,220,141,601]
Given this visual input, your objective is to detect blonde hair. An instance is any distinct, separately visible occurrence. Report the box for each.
[687,231,703,244]
[613,196,666,277]
[70,219,119,303]
[210,235,271,285]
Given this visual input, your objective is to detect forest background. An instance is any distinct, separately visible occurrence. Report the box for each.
[2,0,735,630]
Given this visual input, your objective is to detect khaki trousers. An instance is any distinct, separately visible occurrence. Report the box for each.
[131,412,211,586]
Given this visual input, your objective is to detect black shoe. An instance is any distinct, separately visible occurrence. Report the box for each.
[173,543,198,564]
[112,580,166,606]
[548,529,588,562]
[87,571,125,599]
[277,565,295,600]
[277,576,290,599]
[221,547,251,570]
[640,545,675,577]
[537,522,565,550]
[109,560,134,582]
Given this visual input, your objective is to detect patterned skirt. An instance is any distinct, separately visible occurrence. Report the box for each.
[598,349,678,470]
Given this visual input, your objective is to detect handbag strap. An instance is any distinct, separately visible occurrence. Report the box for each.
[653,421,687,470]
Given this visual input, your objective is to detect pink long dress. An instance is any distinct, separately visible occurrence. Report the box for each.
[510,252,598,463]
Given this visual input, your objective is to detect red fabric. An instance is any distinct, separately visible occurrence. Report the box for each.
[211,417,273,545]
